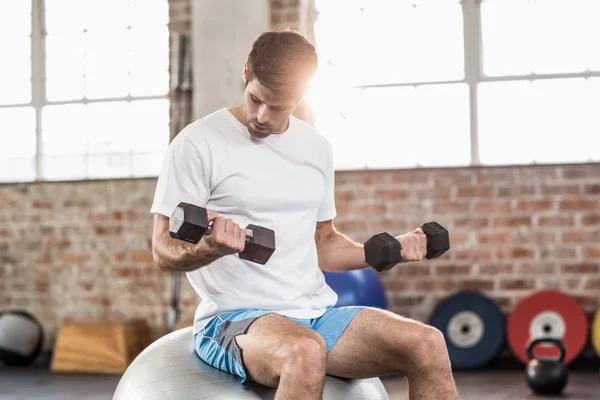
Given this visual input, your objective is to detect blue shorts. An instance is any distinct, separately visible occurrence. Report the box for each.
[193,306,364,384]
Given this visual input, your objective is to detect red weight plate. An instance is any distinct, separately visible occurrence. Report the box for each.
[507,290,588,365]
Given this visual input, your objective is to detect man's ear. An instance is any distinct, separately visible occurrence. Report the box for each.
[242,62,248,84]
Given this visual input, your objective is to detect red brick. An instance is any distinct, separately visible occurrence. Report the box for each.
[32,200,53,209]
[584,184,600,194]
[455,217,489,229]
[493,216,532,228]
[479,264,513,274]
[453,249,493,261]
[94,225,124,235]
[514,199,554,212]
[500,279,536,290]
[436,264,472,275]
[458,279,494,291]
[392,295,425,307]
[382,280,412,291]
[496,185,536,197]
[131,251,155,264]
[477,231,512,244]
[583,247,600,258]
[432,202,469,213]
[456,186,493,198]
[395,264,431,277]
[585,279,600,290]
[561,230,600,243]
[538,215,575,227]
[497,247,535,259]
[390,172,430,185]
[335,189,369,202]
[539,246,577,259]
[518,263,556,275]
[540,183,581,196]
[559,199,598,211]
[449,231,467,245]
[347,202,387,216]
[562,166,600,179]
[473,200,511,213]
[561,263,599,274]
[414,187,453,200]
[476,169,517,183]
[415,279,456,291]
[581,214,600,225]
[374,188,410,200]
[59,253,87,264]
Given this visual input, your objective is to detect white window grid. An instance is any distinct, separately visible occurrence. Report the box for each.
[0,0,170,182]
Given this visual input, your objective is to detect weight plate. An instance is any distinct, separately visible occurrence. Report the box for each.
[429,291,505,370]
[592,309,600,358]
[507,290,588,365]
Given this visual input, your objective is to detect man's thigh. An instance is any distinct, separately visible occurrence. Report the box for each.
[325,307,431,379]
[195,310,326,387]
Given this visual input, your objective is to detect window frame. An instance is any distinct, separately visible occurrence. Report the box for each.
[0,0,170,183]
[313,0,600,167]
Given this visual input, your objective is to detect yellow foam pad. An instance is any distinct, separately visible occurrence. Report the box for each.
[593,309,600,358]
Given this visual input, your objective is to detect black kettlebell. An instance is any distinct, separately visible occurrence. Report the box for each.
[525,337,568,395]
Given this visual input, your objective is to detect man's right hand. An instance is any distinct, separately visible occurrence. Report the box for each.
[201,212,247,258]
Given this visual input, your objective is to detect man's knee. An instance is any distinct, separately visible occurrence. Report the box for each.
[409,324,452,372]
[279,335,327,373]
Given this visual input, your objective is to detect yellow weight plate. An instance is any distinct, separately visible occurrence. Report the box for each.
[593,309,600,358]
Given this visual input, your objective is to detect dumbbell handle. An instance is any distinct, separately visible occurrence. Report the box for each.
[205,221,254,240]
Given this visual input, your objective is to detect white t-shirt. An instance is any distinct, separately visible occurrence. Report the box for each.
[150,108,339,334]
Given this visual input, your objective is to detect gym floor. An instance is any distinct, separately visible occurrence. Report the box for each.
[1,368,598,400]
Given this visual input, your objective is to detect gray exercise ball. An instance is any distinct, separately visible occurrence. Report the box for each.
[113,327,390,400]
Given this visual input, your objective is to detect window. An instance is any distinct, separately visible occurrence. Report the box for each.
[0,0,170,183]
[307,0,600,169]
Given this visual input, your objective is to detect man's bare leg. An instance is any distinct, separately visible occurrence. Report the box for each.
[234,314,327,400]
[326,307,459,400]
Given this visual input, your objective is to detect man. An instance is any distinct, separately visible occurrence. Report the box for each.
[150,29,458,400]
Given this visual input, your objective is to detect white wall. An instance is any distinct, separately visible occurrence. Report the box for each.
[191,0,270,120]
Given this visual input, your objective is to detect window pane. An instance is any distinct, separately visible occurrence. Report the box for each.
[41,100,169,180]
[314,0,464,86]
[478,78,600,165]
[310,83,470,169]
[85,29,130,99]
[0,0,31,36]
[129,26,170,96]
[129,99,170,152]
[0,106,36,183]
[45,1,169,100]
[42,104,89,156]
[481,0,600,76]
[0,35,31,105]
[0,107,36,157]
[0,158,36,183]
[46,32,85,101]
[129,0,169,27]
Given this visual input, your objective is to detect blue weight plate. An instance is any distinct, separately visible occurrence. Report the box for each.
[429,291,505,370]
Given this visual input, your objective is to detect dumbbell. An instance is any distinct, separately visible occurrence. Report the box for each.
[364,221,450,272]
[169,202,276,265]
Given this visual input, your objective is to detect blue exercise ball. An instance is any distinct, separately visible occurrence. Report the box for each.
[323,268,388,309]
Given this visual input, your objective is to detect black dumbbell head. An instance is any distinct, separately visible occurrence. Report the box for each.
[364,232,402,272]
[421,221,450,259]
[169,202,209,244]
[239,224,276,265]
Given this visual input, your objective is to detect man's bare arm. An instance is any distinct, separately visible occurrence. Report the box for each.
[151,214,220,272]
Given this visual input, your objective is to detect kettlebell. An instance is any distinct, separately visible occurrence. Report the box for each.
[525,337,568,395]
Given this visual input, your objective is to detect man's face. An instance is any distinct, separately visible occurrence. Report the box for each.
[243,78,300,139]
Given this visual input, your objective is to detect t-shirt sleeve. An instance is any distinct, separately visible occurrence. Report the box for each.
[317,142,337,222]
[150,130,211,217]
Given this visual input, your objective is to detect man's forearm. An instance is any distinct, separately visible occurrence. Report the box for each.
[153,232,221,272]
[316,229,369,272]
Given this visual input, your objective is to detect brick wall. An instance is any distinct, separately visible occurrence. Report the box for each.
[1,164,599,351]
